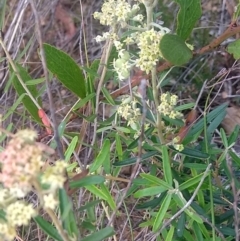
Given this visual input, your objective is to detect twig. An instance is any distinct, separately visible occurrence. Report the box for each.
[29,0,64,160]
[158,163,212,233]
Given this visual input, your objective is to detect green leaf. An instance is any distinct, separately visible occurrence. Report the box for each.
[89,139,110,173]
[25,77,45,85]
[220,128,228,148]
[184,103,228,143]
[65,136,78,162]
[166,225,175,241]
[228,125,240,147]
[160,34,192,65]
[174,0,202,40]
[134,186,168,198]
[183,163,208,170]
[170,146,209,159]
[81,227,115,241]
[2,94,25,121]
[70,175,105,188]
[101,87,116,105]
[140,173,172,189]
[227,39,240,59]
[58,120,67,137]
[179,172,205,191]
[193,221,203,241]
[43,43,86,98]
[10,64,41,122]
[173,195,202,223]
[59,189,78,238]
[85,185,108,200]
[34,216,63,241]
[73,93,96,111]
[176,213,186,237]
[162,146,172,186]
[207,110,226,138]
[113,151,158,167]
[229,150,240,167]
[100,183,117,211]
[115,133,123,160]
[78,200,101,212]
[136,194,166,209]
[153,193,172,232]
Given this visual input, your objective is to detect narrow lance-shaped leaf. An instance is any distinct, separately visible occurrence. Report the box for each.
[10,64,41,122]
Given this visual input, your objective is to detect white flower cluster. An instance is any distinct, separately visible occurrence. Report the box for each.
[158,92,183,119]
[94,0,171,80]
[93,0,140,27]
[117,97,141,130]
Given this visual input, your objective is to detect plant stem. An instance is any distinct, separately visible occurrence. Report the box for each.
[145,1,165,144]
[33,180,72,241]
[88,37,114,159]
[151,68,165,144]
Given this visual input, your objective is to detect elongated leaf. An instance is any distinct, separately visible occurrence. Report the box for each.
[73,93,96,111]
[176,212,186,237]
[162,146,172,186]
[78,200,101,212]
[70,175,105,188]
[185,103,228,142]
[81,227,115,241]
[160,34,192,65]
[10,64,41,122]
[207,110,226,138]
[183,163,208,170]
[140,173,172,189]
[166,225,175,241]
[2,93,25,121]
[65,136,78,162]
[153,193,172,232]
[174,0,202,40]
[89,139,110,173]
[136,194,166,209]
[220,128,228,148]
[193,222,203,241]
[59,189,78,238]
[228,125,240,146]
[113,151,158,167]
[101,87,115,105]
[85,185,108,200]
[43,43,86,98]
[173,195,202,223]
[179,172,205,191]
[134,186,168,198]
[100,183,116,211]
[170,146,209,159]
[34,216,63,241]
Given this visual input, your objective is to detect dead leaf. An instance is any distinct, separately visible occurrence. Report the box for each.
[55,3,76,39]
[64,169,89,196]
[221,107,240,134]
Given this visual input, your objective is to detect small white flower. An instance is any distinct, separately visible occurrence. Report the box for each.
[43,194,59,210]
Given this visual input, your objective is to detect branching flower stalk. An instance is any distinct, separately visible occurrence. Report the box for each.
[143,0,165,144]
